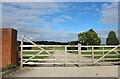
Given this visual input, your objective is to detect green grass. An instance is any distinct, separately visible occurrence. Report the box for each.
[23,51,52,54]
[55,47,65,50]
[32,47,54,50]
[32,47,65,50]
[23,56,48,59]
[23,51,53,63]
[23,52,48,62]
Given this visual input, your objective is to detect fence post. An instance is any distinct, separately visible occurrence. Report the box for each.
[20,35,24,68]
[102,47,105,62]
[92,47,94,65]
[78,43,81,67]
[65,46,67,66]
[53,46,55,66]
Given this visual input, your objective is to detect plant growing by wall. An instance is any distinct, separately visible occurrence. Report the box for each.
[0,64,15,72]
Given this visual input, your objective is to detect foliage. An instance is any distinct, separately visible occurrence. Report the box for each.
[78,29,101,45]
[0,68,2,72]
[6,64,15,70]
[0,64,15,72]
[106,31,119,45]
[1,68,7,72]
[68,41,79,45]
[68,41,79,50]
[68,41,87,50]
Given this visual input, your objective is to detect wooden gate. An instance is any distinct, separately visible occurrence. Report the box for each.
[20,35,81,67]
[20,35,120,67]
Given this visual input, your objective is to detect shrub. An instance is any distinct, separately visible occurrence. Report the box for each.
[67,47,78,50]
[2,67,7,72]
[0,68,2,72]
[6,64,15,70]
[81,47,87,50]
[0,64,15,72]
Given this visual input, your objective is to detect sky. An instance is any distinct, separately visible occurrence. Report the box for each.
[1,2,119,43]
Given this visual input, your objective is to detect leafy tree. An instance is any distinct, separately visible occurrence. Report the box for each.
[68,41,79,50]
[78,32,87,45]
[78,29,101,45]
[68,41,79,45]
[106,31,119,45]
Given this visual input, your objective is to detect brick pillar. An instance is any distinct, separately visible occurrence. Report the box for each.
[0,28,18,68]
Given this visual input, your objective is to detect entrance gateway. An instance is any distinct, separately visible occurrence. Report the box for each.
[20,35,120,67]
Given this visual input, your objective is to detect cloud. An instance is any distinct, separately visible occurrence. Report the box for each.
[2,2,119,43]
[17,27,78,42]
[2,2,76,42]
[2,2,73,27]
[99,2,118,26]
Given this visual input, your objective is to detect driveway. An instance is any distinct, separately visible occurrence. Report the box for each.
[4,66,119,77]
[4,50,119,77]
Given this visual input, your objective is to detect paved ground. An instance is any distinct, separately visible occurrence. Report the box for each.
[4,66,119,77]
[4,50,119,77]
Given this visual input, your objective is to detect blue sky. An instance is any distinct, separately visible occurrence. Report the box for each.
[2,2,119,43]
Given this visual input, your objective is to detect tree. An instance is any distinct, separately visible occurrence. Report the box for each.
[68,41,79,50]
[106,31,119,45]
[78,29,101,45]
[68,41,79,45]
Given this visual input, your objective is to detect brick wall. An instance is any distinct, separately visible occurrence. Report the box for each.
[0,28,18,67]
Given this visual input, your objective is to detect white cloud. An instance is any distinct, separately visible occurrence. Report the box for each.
[2,2,73,28]
[17,27,78,42]
[2,2,76,42]
[3,2,119,43]
[99,2,118,26]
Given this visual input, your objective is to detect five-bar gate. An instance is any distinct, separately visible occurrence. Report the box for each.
[20,35,120,67]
